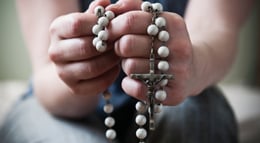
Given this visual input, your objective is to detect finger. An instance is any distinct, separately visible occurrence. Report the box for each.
[114,34,164,58]
[71,65,120,96]
[106,0,142,15]
[121,76,147,101]
[56,50,120,84]
[49,12,97,39]
[108,11,150,41]
[122,76,186,105]
[109,12,189,45]
[86,0,111,13]
[121,58,150,75]
[114,34,151,58]
[121,57,173,76]
[112,12,192,65]
[49,37,114,62]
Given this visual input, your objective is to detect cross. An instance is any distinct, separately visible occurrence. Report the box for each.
[130,48,173,130]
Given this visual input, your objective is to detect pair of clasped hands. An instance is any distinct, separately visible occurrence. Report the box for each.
[48,0,197,106]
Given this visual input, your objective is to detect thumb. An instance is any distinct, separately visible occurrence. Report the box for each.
[85,0,111,13]
[106,0,142,15]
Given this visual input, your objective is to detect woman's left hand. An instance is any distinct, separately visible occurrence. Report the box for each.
[107,9,200,105]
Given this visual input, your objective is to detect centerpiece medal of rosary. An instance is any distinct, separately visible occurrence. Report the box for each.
[92,2,173,143]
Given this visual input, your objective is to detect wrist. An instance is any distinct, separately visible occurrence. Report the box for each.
[33,64,99,119]
[189,40,215,96]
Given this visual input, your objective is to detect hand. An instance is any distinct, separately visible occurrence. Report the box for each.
[48,0,121,97]
[108,10,199,105]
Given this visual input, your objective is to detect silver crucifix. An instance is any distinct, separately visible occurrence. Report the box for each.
[130,48,173,130]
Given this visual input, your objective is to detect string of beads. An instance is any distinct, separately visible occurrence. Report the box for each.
[92,2,172,143]
[92,6,117,142]
[133,2,173,142]
[92,6,115,52]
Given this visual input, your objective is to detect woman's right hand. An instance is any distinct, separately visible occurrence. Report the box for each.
[48,0,121,97]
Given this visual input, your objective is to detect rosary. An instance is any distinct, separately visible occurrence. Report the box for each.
[92,2,173,143]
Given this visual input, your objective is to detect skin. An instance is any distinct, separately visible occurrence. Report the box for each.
[16,0,254,118]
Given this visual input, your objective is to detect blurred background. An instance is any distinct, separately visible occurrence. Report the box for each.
[0,0,259,143]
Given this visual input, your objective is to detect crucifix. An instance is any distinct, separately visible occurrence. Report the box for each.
[130,48,173,130]
[93,2,173,142]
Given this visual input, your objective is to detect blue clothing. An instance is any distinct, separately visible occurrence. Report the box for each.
[0,87,238,143]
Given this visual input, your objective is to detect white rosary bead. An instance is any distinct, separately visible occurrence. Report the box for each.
[136,128,147,140]
[96,40,107,52]
[155,17,166,28]
[155,90,167,101]
[92,37,100,47]
[141,1,152,12]
[98,30,109,41]
[157,46,169,58]
[135,114,147,126]
[152,3,163,12]
[92,24,102,35]
[106,129,117,140]
[160,79,168,87]
[147,24,159,36]
[94,6,105,16]
[105,11,115,20]
[158,30,170,42]
[98,16,109,27]
[105,116,115,128]
[103,103,114,114]
[158,61,170,71]
[135,101,147,113]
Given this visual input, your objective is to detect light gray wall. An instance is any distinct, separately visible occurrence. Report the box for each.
[0,0,31,80]
[0,1,259,85]
[223,6,259,85]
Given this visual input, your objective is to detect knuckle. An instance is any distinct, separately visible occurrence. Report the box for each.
[49,15,67,36]
[48,45,59,62]
[83,63,96,75]
[70,21,81,35]
[79,62,100,79]
[123,59,136,75]
[78,39,89,57]
[118,35,134,56]
[49,13,84,38]
[124,12,137,32]
[69,13,83,35]
[56,67,67,82]
[49,18,59,36]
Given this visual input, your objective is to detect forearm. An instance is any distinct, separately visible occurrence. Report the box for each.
[16,0,80,70]
[190,30,238,94]
[16,0,99,118]
[184,0,254,94]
